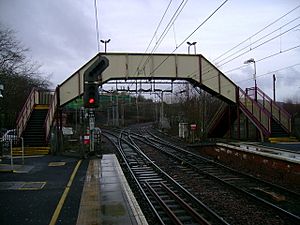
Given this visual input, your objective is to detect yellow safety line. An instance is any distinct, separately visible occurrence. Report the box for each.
[49,160,82,225]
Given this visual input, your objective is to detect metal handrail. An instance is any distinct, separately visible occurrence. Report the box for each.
[246,87,291,132]
[44,89,57,141]
[247,87,291,116]
[239,88,271,137]
[16,88,54,142]
[16,88,39,138]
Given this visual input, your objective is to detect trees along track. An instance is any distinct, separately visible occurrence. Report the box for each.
[102,130,229,225]
[126,128,300,225]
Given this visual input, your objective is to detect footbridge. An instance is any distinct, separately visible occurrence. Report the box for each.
[59,53,237,106]
[16,53,292,148]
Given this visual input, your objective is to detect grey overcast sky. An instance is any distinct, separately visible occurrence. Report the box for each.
[0,0,299,101]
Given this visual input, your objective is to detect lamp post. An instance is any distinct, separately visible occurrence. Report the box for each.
[244,58,257,88]
[100,39,111,53]
[244,58,257,100]
[0,84,3,98]
[187,41,197,54]
[273,74,276,102]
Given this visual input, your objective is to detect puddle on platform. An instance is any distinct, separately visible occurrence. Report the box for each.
[101,202,126,216]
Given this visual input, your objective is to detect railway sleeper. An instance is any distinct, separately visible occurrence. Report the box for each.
[137,174,161,179]
[131,167,153,171]
[134,171,158,176]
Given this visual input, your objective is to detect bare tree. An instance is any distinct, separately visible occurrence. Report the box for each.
[0,24,51,128]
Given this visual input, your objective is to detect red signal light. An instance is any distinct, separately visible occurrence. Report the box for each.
[88,98,95,104]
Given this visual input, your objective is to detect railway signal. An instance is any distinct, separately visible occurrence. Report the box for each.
[83,56,109,108]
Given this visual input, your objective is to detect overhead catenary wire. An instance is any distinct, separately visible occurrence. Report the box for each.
[215,17,300,65]
[129,0,175,90]
[148,0,229,76]
[224,44,300,74]
[191,62,300,92]
[204,62,300,95]
[145,0,173,54]
[213,4,300,62]
[182,43,300,85]
[137,0,189,74]
[127,2,298,98]
[135,0,173,72]
[150,0,189,53]
[218,23,300,67]
[127,0,174,90]
[235,62,300,84]
[189,9,300,77]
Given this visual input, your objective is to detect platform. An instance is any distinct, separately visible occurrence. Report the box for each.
[0,154,147,225]
[76,154,148,225]
[222,142,300,163]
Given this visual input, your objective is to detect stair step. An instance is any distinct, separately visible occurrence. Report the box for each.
[268,137,299,143]
[20,106,49,147]
[34,105,49,110]
[12,147,50,156]
[271,118,289,137]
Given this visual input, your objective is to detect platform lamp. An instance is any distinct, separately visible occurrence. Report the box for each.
[0,84,3,98]
[100,39,111,53]
[187,41,197,54]
[244,58,257,100]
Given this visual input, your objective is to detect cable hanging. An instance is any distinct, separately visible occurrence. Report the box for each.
[179,43,300,86]
[149,0,229,76]
[215,17,300,65]
[213,4,300,62]
[235,62,300,84]
[218,23,300,67]
[225,44,300,74]
[137,0,189,75]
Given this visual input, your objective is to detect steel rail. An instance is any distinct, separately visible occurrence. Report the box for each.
[160,182,211,225]
[145,181,183,225]
[102,131,165,225]
[125,132,229,225]
[146,129,300,196]
[133,129,300,223]
[103,129,229,225]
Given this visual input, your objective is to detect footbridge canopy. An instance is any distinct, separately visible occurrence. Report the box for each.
[59,53,237,106]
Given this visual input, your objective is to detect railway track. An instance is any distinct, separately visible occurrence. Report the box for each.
[147,127,300,193]
[103,130,228,225]
[126,127,300,224]
[103,127,300,224]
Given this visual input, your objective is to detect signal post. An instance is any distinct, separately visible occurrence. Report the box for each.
[83,56,109,154]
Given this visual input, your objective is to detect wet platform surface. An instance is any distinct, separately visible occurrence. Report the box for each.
[0,155,86,225]
[76,154,147,225]
[0,163,34,173]
[0,154,147,225]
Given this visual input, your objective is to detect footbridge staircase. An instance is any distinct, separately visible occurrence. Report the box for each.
[14,88,54,155]
[238,87,291,139]
[16,53,292,150]
[207,86,291,139]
